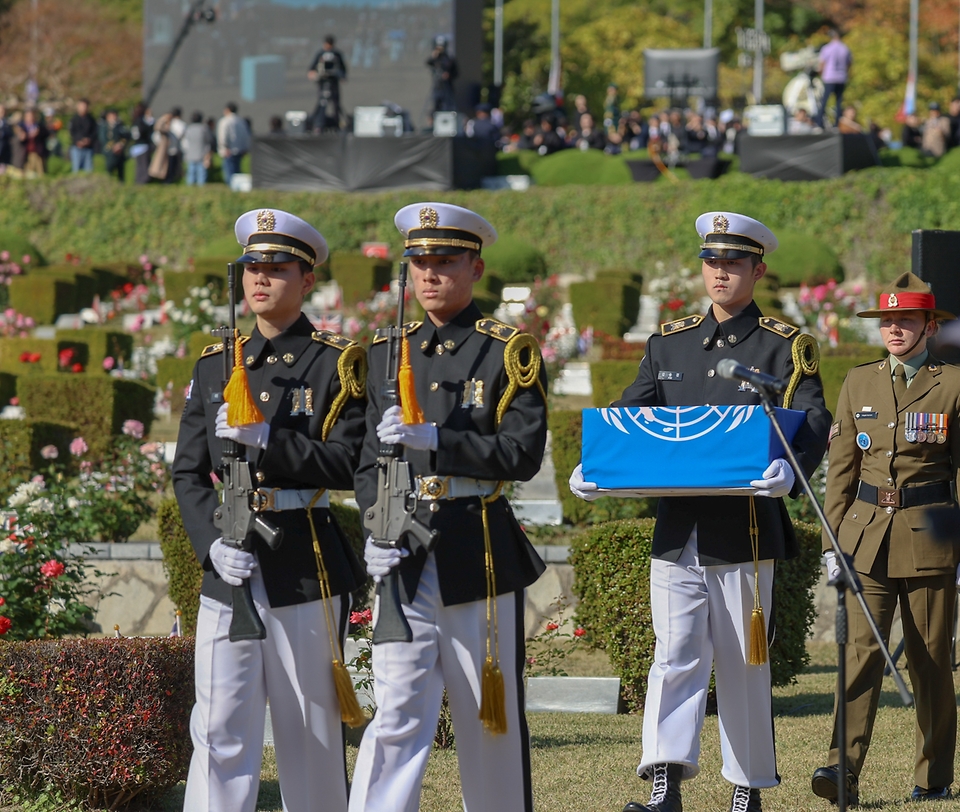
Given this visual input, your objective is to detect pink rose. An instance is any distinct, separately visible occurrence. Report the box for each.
[40,445,59,460]
[69,437,88,456]
[21,255,30,265]
[102,356,116,370]
[0,251,9,261]
[40,560,65,579]
[122,420,145,439]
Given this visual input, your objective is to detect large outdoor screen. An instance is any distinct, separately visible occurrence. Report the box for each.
[143,0,462,133]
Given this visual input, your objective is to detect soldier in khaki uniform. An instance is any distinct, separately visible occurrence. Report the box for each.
[812,272,960,805]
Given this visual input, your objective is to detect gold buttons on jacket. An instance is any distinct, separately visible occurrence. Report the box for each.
[246,355,255,366]
[430,382,439,392]
[707,369,716,378]
[436,345,445,355]
[256,471,265,482]
[260,392,270,402]
[283,353,295,364]
[717,339,725,348]
[267,355,278,364]
[887,422,895,429]
[729,335,737,344]
[885,506,894,514]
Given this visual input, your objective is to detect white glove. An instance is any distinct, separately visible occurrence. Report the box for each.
[364,535,408,583]
[569,463,603,502]
[750,458,795,498]
[209,537,257,587]
[823,551,841,582]
[215,402,270,450]
[376,404,438,451]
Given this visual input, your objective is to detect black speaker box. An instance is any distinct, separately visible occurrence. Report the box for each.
[912,229,960,363]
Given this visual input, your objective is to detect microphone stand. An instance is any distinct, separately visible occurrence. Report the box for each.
[754,384,913,812]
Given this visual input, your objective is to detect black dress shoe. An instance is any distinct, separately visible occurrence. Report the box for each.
[729,785,761,812]
[911,786,951,801]
[812,764,859,806]
[622,763,683,812]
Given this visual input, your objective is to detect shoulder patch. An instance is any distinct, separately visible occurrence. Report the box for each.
[660,314,703,336]
[200,335,249,357]
[759,316,800,339]
[312,330,357,351]
[372,322,422,345]
[476,318,519,342]
[403,320,422,335]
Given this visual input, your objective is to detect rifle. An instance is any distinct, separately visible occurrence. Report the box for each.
[212,262,283,642]
[363,261,439,643]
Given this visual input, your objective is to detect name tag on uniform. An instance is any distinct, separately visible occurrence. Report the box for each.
[658,371,683,381]
[855,411,878,419]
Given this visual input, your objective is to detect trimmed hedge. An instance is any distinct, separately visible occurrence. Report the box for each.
[482,235,548,283]
[0,231,45,265]
[0,638,194,809]
[569,278,640,338]
[17,376,154,456]
[768,230,844,286]
[56,328,133,371]
[570,518,822,711]
[8,275,76,324]
[87,263,129,297]
[329,252,392,306]
[590,360,641,408]
[30,266,96,310]
[0,371,14,405]
[0,337,61,375]
[0,419,77,502]
[819,344,884,414]
[529,149,633,187]
[163,268,225,306]
[158,498,203,636]
[157,357,197,415]
[550,409,655,525]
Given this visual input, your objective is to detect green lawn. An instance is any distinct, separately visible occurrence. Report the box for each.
[148,642,960,812]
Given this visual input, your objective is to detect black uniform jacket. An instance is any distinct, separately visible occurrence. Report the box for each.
[615,301,831,565]
[354,302,548,607]
[173,313,366,608]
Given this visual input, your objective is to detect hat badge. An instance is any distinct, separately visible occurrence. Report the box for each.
[257,210,276,232]
[712,214,730,233]
[888,293,899,308]
[419,207,439,229]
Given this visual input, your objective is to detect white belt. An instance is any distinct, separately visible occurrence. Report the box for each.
[415,476,498,501]
[250,488,329,512]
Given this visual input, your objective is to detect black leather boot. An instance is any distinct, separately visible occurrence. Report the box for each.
[622,763,683,812]
[812,764,859,806]
[729,785,761,812]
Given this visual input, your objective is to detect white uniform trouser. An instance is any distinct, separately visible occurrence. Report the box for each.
[638,529,778,788]
[349,553,532,812]
[184,568,349,812]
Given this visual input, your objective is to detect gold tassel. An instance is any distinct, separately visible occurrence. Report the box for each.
[399,335,425,425]
[480,655,508,734]
[223,331,264,426]
[305,490,367,728]
[747,496,768,665]
[333,658,367,728]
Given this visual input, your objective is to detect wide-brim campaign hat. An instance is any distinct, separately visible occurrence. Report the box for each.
[696,211,778,260]
[235,208,329,267]
[856,271,955,320]
[395,203,497,257]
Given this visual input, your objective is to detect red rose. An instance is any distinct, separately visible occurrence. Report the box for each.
[19,351,30,362]
[40,559,65,579]
[71,363,84,373]
[29,353,41,363]
[0,596,5,606]
[58,348,75,366]
[0,616,10,635]
[123,282,134,294]
[545,622,559,631]
[573,627,586,638]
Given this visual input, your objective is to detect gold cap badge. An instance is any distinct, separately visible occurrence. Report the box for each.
[888,293,899,307]
[419,207,439,229]
[256,210,276,232]
[712,214,730,233]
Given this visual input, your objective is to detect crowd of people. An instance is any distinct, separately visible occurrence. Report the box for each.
[0,98,253,185]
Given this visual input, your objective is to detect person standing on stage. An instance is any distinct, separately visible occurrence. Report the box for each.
[173,208,367,812]
[571,212,831,812]
[350,202,547,812]
[426,36,458,115]
[308,35,347,132]
[811,272,960,806]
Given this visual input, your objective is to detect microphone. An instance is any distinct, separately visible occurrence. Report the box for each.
[715,358,787,394]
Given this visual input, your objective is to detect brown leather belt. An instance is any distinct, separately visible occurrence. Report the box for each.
[856,480,954,509]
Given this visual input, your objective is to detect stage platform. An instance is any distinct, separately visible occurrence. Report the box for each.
[251,134,496,192]
[739,133,880,180]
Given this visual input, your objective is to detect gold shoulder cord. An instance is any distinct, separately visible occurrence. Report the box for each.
[748,333,820,666]
[782,333,820,410]
[321,345,368,441]
[479,332,546,735]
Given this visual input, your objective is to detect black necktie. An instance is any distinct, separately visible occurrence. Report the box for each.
[893,364,907,404]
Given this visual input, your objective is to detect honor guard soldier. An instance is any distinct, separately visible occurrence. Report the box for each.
[812,273,960,805]
[173,208,367,812]
[350,202,548,812]
[572,212,831,812]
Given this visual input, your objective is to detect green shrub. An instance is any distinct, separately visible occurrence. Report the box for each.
[0,232,45,265]
[0,372,14,406]
[482,235,547,283]
[0,337,63,375]
[158,497,203,636]
[329,252,392,306]
[156,356,197,414]
[17,376,154,456]
[570,518,822,711]
[163,268,225,306]
[0,638,194,809]
[495,150,541,176]
[819,344,883,414]
[87,263,129,297]
[0,419,77,503]
[530,149,633,186]
[475,270,504,299]
[892,146,934,168]
[550,410,655,525]
[595,269,643,287]
[55,328,133,371]
[193,237,242,258]
[8,276,76,324]
[569,279,640,337]
[590,360,641,407]
[30,266,96,310]
[158,497,372,634]
[769,229,843,286]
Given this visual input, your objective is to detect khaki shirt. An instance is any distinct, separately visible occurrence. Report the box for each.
[824,354,960,577]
